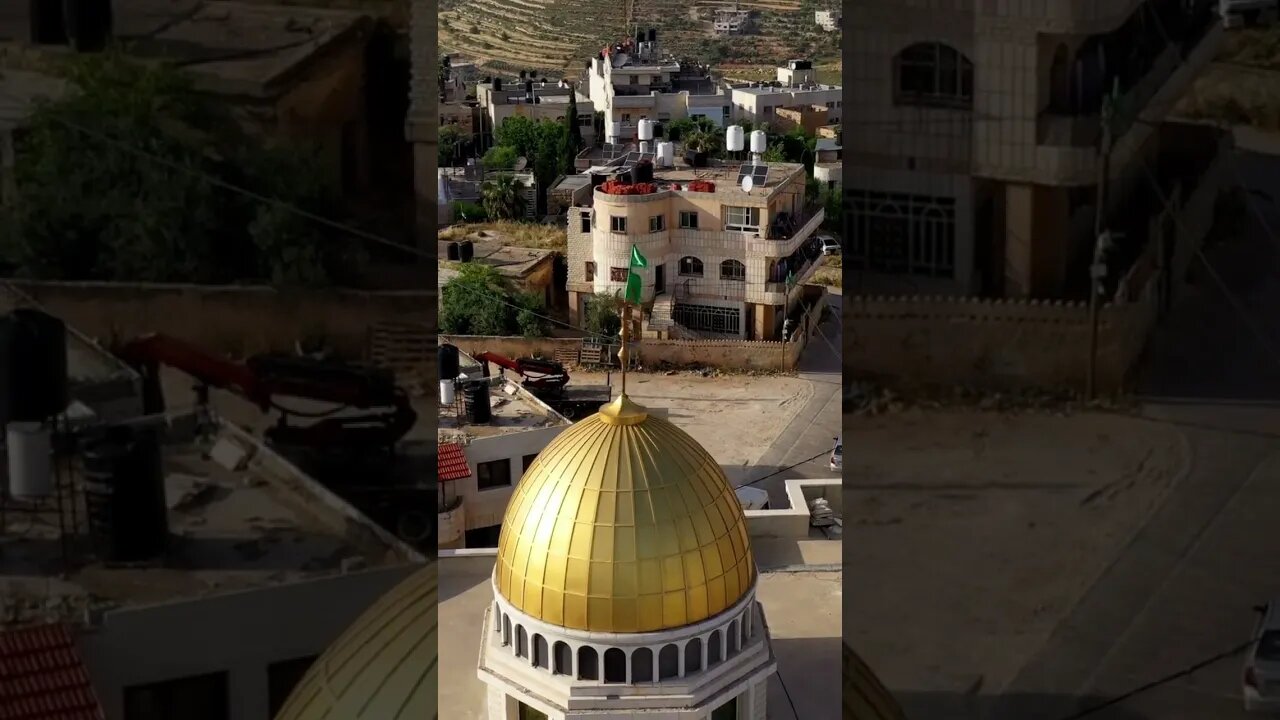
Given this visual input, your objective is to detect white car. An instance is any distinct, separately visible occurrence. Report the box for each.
[828,435,842,472]
[1244,600,1280,712]
[819,235,842,256]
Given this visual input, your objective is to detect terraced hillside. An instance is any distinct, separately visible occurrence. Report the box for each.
[439,0,840,77]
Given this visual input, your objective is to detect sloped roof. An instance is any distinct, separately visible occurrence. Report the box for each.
[437,442,471,481]
[0,624,105,720]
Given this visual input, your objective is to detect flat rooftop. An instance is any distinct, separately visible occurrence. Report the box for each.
[439,554,840,719]
[0,1,370,97]
[733,83,841,95]
[437,238,554,279]
[439,366,569,440]
[0,419,415,628]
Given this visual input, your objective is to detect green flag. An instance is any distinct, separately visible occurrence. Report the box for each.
[624,244,647,305]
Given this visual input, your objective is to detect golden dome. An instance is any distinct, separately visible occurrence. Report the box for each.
[495,394,755,633]
[274,564,437,720]
[843,642,907,720]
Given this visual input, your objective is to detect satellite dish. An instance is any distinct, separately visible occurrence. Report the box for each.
[514,157,528,171]
[741,175,754,193]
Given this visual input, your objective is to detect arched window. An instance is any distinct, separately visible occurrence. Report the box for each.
[533,634,549,669]
[632,647,654,682]
[684,637,703,674]
[502,615,511,646]
[553,642,572,675]
[727,620,739,655]
[708,630,723,665]
[720,259,746,281]
[604,648,627,683]
[894,42,974,108]
[658,644,680,680]
[516,626,528,658]
[578,646,599,680]
[679,256,704,277]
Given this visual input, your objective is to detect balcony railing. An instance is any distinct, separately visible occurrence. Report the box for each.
[1038,44,1180,148]
[765,205,825,242]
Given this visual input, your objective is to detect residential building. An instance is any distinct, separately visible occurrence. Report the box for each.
[408,0,435,245]
[815,9,842,31]
[714,7,754,35]
[772,104,830,135]
[566,149,825,340]
[816,137,842,163]
[440,101,481,152]
[586,30,728,136]
[476,78,597,146]
[730,61,842,125]
[845,0,1224,297]
[438,237,562,309]
[437,352,571,550]
[439,166,539,222]
[0,414,423,720]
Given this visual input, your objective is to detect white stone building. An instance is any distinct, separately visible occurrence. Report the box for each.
[728,61,842,126]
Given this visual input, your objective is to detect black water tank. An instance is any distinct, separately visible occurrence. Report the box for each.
[590,173,606,189]
[440,343,460,380]
[64,0,113,53]
[447,242,460,260]
[524,80,533,94]
[648,28,657,42]
[463,382,492,424]
[618,171,632,185]
[82,426,169,564]
[0,308,68,426]
[460,240,474,262]
[494,78,503,90]
[634,161,654,184]
[519,70,527,79]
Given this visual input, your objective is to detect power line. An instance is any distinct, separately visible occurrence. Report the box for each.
[733,450,829,491]
[776,668,804,720]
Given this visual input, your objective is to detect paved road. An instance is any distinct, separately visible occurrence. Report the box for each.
[990,146,1280,720]
[749,289,842,507]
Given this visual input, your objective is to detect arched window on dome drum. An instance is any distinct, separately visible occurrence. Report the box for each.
[533,634,549,669]
[684,637,703,673]
[631,647,654,682]
[742,614,750,645]
[553,642,572,675]
[516,626,528,659]
[578,647,599,680]
[658,644,680,680]
[727,620,739,655]
[502,615,511,646]
[708,629,723,665]
[603,648,627,683]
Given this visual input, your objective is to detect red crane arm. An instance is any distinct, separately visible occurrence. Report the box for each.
[115,334,270,409]
[473,351,522,374]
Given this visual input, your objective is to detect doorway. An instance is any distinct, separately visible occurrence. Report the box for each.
[655,263,665,294]
[518,702,549,720]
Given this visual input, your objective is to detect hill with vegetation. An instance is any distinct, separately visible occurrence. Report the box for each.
[439,0,841,79]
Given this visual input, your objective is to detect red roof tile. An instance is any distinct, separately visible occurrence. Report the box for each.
[0,624,105,720]
[438,442,471,482]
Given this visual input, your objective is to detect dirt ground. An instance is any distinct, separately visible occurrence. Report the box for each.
[570,371,812,472]
[844,408,1191,697]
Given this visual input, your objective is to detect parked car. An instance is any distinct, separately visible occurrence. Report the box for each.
[829,435,842,472]
[818,234,842,256]
[1244,600,1280,712]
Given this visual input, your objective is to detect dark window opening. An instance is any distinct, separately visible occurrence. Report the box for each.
[124,672,229,720]
[268,656,317,718]
[477,459,511,490]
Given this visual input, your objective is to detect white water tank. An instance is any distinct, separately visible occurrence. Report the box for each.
[750,130,767,153]
[726,125,745,152]
[638,119,654,140]
[656,141,674,167]
[440,379,456,406]
[7,422,52,499]
[608,121,623,140]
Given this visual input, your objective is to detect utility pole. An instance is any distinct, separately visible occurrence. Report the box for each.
[1087,82,1119,401]
[781,271,795,371]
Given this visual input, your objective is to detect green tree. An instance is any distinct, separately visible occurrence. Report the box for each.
[564,89,582,162]
[3,51,356,285]
[440,264,547,337]
[494,115,540,159]
[763,143,786,163]
[482,144,519,171]
[583,293,622,338]
[481,174,527,220]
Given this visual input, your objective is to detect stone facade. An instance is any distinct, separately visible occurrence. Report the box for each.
[408,0,437,246]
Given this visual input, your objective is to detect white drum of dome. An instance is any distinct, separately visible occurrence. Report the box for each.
[7,421,53,499]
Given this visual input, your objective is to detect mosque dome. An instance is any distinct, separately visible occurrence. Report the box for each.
[843,641,908,720]
[494,394,755,634]
[274,564,437,720]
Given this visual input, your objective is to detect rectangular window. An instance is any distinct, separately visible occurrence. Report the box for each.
[649,215,665,233]
[610,267,628,282]
[268,657,318,718]
[125,672,229,720]
[622,113,632,122]
[629,76,638,84]
[477,459,511,490]
[522,453,538,473]
[585,262,596,281]
[679,211,699,229]
[610,216,627,233]
[725,206,760,232]
[580,214,591,232]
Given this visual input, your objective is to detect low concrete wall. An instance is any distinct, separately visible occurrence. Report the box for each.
[745,478,841,539]
[5,281,432,359]
[442,334,805,372]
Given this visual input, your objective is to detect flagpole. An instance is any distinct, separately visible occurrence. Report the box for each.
[618,303,632,397]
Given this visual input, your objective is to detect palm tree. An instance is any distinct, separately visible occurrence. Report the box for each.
[481,174,526,220]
